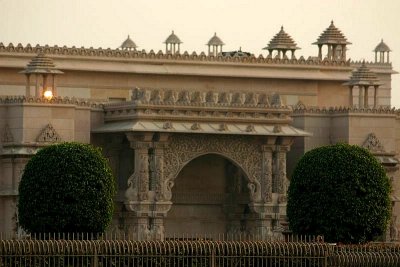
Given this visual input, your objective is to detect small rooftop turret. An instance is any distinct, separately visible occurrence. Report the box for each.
[120,35,137,51]
[343,61,383,108]
[20,53,63,99]
[263,26,300,58]
[207,32,224,56]
[313,21,351,61]
[164,31,182,54]
[374,39,391,63]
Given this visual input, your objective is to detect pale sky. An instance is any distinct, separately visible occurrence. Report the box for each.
[1,0,399,107]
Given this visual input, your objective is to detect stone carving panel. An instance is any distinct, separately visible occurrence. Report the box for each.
[158,134,263,203]
[36,123,62,143]
[2,124,14,143]
[362,133,385,152]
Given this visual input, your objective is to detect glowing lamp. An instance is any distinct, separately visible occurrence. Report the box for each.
[44,89,53,100]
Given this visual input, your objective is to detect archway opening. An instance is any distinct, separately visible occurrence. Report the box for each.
[164,154,255,239]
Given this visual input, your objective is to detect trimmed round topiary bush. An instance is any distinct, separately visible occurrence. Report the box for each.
[287,143,391,244]
[18,142,115,234]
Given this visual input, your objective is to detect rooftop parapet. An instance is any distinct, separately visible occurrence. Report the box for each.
[0,42,354,67]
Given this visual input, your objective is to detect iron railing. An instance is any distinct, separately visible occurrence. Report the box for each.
[1,235,400,266]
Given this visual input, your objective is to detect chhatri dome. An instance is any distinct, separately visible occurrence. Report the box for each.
[313,21,351,61]
[164,31,182,54]
[120,35,137,51]
[374,39,391,63]
[263,26,300,58]
[207,32,224,56]
[343,61,383,108]
[19,52,63,98]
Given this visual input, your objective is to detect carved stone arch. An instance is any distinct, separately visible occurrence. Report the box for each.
[174,151,251,183]
[159,134,262,203]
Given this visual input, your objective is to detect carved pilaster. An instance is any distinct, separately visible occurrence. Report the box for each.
[261,145,274,202]
[125,133,153,202]
[154,143,168,201]
[276,142,291,203]
[151,217,165,241]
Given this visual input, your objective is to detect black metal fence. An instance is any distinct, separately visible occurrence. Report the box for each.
[1,235,399,266]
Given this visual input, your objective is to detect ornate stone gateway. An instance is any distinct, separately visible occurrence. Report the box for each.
[94,88,310,240]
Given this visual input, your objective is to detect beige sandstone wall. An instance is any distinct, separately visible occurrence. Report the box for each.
[0,101,96,233]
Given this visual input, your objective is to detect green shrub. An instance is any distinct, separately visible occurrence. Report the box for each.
[287,143,391,243]
[18,142,115,233]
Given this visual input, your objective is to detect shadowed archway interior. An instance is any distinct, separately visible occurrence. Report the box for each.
[164,154,254,239]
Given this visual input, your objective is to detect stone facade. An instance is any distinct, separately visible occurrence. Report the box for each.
[0,23,399,241]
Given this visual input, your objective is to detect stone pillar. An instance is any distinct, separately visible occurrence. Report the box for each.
[332,44,337,60]
[52,74,57,97]
[341,44,346,60]
[154,137,168,201]
[42,74,48,96]
[151,134,171,240]
[124,133,153,240]
[359,86,364,108]
[374,86,378,108]
[124,133,172,241]
[327,45,332,60]
[349,86,353,106]
[261,144,274,202]
[364,86,369,108]
[35,74,40,97]
[25,74,30,97]
[318,45,322,60]
[276,145,290,199]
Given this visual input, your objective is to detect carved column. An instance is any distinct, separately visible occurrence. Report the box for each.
[133,142,151,201]
[276,145,290,199]
[151,134,171,241]
[124,133,153,240]
[261,144,274,202]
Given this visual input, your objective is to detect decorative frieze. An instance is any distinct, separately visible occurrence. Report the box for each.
[103,88,295,127]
